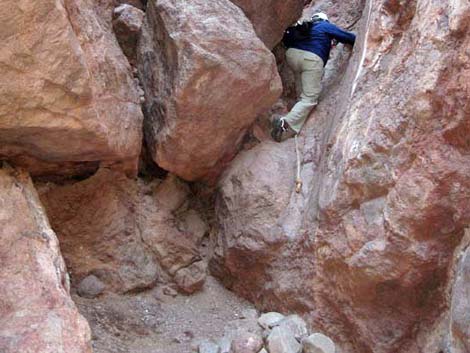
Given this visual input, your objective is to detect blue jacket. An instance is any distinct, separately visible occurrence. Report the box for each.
[283,21,356,66]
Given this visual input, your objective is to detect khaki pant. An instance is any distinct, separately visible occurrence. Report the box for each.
[284,48,324,133]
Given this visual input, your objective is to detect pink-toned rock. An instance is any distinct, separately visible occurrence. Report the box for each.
[0,0,143,177]
[137,0,282,182]
[230,0,306,49]
[0,166,92,353]
[212,1,470,352]
[39,169,208,293]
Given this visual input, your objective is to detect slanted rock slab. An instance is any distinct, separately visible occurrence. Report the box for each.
[0,167,92,353]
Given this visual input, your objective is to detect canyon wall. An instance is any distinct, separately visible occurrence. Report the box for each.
[2,0,470,352]
[212,0,470,352]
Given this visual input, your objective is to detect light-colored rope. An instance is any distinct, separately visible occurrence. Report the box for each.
[294,134,302,194]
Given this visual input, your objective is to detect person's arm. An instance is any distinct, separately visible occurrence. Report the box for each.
[325,23,356,46]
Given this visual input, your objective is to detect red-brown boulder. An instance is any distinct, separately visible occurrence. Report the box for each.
[137,0,282,182]
[230,0,306,49]
[0,0,143,177]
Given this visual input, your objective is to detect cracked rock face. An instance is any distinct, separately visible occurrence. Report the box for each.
[39,169,208,294]
[0,0,143,177]
[0,167,92,353]
[212,0,470,352]
[138,0,282,182]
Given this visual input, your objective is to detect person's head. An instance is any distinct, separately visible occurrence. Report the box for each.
[311,12,329,23]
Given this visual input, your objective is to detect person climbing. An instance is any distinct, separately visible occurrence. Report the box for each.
[271,12,356,142]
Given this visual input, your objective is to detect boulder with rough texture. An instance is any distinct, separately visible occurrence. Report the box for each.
[113,4,145,65]
[0,0,143,177]
[0,167,92,353]
[302,333,336,353]
[138,0,282,182]
[211,1,470,352]
[39,169,207,293]
[230,0,306,49]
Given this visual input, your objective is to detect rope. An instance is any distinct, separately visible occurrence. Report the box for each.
[294,134,302,194]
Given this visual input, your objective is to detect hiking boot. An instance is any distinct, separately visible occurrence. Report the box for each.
[271,116,287,142]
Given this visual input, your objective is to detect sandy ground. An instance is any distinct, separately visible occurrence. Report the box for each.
[74,276,257,353]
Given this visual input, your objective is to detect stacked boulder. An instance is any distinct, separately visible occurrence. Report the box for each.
[137,0,282,182]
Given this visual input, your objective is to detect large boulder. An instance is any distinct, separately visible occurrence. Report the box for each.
[211,140,298,298]
[211,1,470,352]
[0,166,92,353]
[230,0,306,49]
[0,0,143,177]
[138,0,282,182]
[39,169,208,294]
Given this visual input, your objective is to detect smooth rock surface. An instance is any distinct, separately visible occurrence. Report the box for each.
[230,0,306,48]
[0,0,143,176]
[302,333,335,353]
[0,167,92,353]
[267,326,302,353]
[138,0,282,182]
